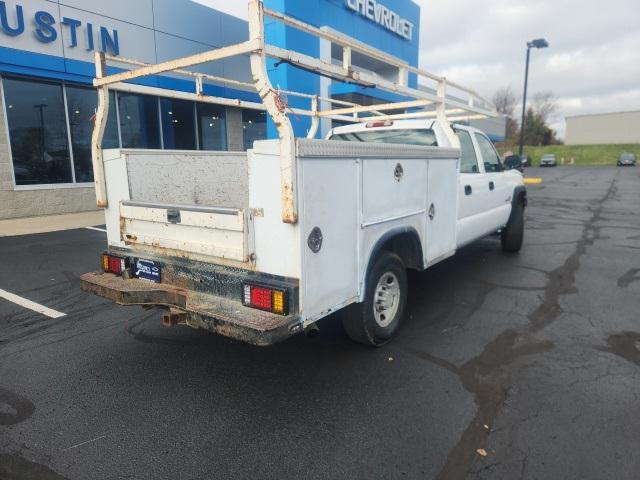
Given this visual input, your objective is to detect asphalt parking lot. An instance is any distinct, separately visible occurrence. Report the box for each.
[1,166,639,480]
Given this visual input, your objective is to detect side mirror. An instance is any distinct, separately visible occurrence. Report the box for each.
[504,155,523,172]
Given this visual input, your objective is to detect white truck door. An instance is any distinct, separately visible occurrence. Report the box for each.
[456,129,490,247]
[474,132,512,228]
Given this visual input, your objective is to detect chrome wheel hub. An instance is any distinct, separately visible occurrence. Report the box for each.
[373,272,400,328]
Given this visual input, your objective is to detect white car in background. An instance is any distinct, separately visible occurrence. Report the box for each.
[617,152,637,166]
[540,154,557,167]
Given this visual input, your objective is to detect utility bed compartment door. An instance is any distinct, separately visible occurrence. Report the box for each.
[426,159,458,263]
[120,201,252,263]
[300,158,359,321]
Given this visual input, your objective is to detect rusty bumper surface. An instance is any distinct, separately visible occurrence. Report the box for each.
[80,272,301,346]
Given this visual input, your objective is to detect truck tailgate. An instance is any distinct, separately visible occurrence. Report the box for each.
[120,201,253,263]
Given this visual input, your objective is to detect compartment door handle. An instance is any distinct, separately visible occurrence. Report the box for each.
[167,209,181,224]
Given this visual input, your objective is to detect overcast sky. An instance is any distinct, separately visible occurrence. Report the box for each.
[194,0,640,138]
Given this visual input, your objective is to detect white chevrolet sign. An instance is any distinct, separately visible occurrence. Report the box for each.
[345,0,414,41]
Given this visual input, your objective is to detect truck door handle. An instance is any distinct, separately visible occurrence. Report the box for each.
[465,185,472,196]
[489,181,495,191]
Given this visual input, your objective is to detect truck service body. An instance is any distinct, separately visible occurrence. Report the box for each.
[80,1,526,346]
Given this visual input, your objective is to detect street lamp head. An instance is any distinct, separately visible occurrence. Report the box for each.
[528,38,549,49]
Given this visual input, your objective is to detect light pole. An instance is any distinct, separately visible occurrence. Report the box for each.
[519,38,549,156]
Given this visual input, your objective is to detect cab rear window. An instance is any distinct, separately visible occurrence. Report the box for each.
[331,129,437,146]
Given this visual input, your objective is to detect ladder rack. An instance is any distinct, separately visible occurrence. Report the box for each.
[91,0,497,224]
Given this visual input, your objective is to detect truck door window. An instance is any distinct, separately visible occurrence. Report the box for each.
[474,133,503,173]
[457,130,479,173]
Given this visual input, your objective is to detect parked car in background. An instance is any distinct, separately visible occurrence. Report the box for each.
[520,155,532,167]
[617,152,637,166]
[540,154,557,167]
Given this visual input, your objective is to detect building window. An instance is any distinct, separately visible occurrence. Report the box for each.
[66,85,119,183]
[160,98,196,150]
[197,103,227,151]
[117,92,161,149]
[242,110,267,150]
[3,77,73,186]
[1,74,248,188]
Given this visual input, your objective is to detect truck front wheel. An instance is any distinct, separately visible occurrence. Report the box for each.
[501,198,525,253]
[342,252,408,347]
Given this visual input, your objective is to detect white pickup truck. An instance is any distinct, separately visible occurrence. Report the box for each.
[80,1,526,347]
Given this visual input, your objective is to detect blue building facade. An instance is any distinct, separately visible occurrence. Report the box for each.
[264,0,421,136]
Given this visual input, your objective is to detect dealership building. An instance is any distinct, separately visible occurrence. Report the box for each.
[0,0,498,221]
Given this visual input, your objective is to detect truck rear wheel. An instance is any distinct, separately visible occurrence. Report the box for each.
[501,199,525,253]
[342,252,408,347]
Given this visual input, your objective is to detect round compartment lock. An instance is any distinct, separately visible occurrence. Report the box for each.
[428,203,436,220]
[394,163,404,181]
[307,227,323,253]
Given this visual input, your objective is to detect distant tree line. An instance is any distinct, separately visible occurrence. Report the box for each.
[492,86,562,147]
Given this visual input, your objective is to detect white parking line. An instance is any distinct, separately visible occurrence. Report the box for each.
[62,434,107,451]
[0,288,66,319]
[85,226,107,233]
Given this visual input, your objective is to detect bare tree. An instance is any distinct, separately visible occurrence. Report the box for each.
[492,86,517,117]
[492,86,519,145]
[532,91,557,123]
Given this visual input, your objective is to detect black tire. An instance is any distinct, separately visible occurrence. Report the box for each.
[341,252,408,347]
[501,198,525,253]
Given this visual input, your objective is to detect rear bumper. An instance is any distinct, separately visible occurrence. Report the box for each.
[80,272,302,346]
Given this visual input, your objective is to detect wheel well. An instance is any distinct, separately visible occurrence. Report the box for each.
[372,229,424,272]
[513,185,527,208]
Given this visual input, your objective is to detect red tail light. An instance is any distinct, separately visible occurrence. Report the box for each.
[102,254,125,274]
[250,286,272,310]
[242,283,288,315]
